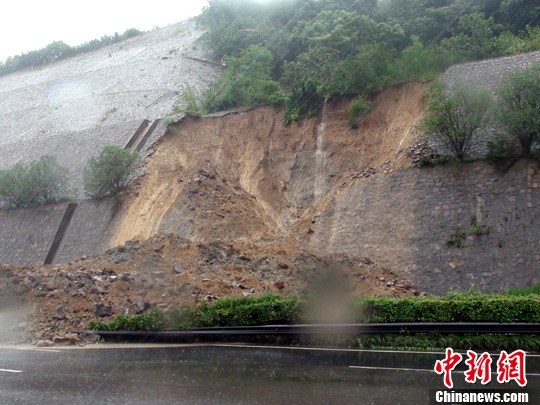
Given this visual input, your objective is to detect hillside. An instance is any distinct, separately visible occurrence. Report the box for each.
[2,69,540,343]
[0,20,221,197]
[1,82,427,343]
[0,0,539,344]
[114,82,427,244]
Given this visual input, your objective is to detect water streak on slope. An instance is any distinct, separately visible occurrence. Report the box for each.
[112,83,428,247]
[314,98,328,201]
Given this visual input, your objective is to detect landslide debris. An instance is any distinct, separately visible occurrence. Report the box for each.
[113,82,428,245]
[0,234,417,344]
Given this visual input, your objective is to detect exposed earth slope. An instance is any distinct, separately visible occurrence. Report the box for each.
[114,82,427,245]
[0,83,428,343]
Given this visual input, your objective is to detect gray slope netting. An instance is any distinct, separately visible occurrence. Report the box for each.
[443,50,540,94]
[0,20,221,198]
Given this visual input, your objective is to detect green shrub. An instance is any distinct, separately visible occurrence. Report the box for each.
[89,294,302,331]
[347,96,371,128]
[188,294,301,327]
[89,308,163,331]
[0,155,70,208]
[486,132,522,163]
[446,228,466,248]
[386,36,459,83]
[90,293,540,332]
[83,146,141,198]
[185,45,283,114]
[506,284,540,296]
[421,83,493,160]
[177,83,206,114]
[492,27,540,57]
[469,224,491,236]
[496,64,540,157]
[360,294,540,323]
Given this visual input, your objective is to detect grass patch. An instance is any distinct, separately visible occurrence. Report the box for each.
[506,284,540,296]
[446,228,466,248]
[358,333,540,352]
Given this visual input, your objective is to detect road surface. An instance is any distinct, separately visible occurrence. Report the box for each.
[0,344,538,404]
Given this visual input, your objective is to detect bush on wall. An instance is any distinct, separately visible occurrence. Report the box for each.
[421,82,493,160]
[0,155,70,208]
[491,64,540,158]
[83,146,141,198]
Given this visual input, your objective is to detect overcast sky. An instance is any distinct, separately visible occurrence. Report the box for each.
[0,0,209,62]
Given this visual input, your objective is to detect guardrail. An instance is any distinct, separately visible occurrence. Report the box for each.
[73,323,540,342]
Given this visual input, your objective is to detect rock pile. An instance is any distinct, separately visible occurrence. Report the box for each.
[0,234,417,345]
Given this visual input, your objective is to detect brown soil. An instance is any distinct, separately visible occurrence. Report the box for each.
[114,82,428,244]
[1,83,429,344]
[1,234,418,344]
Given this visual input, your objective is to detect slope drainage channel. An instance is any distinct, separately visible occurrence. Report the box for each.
[44,203,77,265]
[76,322,540,343]
[135,119,160,151]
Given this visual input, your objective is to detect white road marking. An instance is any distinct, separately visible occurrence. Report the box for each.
[0,368,22,373]
[209,344,540,357]
[348,366,540,377]
[350,365,434,372]
[16,347,61,353]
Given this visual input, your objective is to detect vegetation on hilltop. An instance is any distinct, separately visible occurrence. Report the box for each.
[185,0,540,120]
[0,28,142,77]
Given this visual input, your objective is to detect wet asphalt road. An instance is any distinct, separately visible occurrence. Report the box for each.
[0,345,538,404]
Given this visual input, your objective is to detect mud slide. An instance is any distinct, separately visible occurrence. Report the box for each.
[112,82,428,247]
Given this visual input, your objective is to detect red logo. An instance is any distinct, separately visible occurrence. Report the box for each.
[434,348,463,388]
[497,350,527,387]
[464,350,492,385]
[435,348,528,388]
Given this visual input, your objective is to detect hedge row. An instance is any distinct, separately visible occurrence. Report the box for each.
[89,293,540,331]
[360,294,540,323]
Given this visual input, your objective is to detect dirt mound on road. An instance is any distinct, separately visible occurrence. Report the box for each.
[0,234,418,344]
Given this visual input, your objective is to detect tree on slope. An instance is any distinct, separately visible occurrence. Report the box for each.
[421,83,493,160]
[83,146,141,198]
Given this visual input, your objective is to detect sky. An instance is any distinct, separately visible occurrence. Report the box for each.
[0,0,210,62]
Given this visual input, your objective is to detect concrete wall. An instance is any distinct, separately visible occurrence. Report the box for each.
[53,198,124,264]
[0,203,69,265]
[0,198,125,266]
[308,160,540,294]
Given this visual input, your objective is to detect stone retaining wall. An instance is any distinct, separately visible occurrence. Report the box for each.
[308,160,540,294]
[0,203,69,265]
